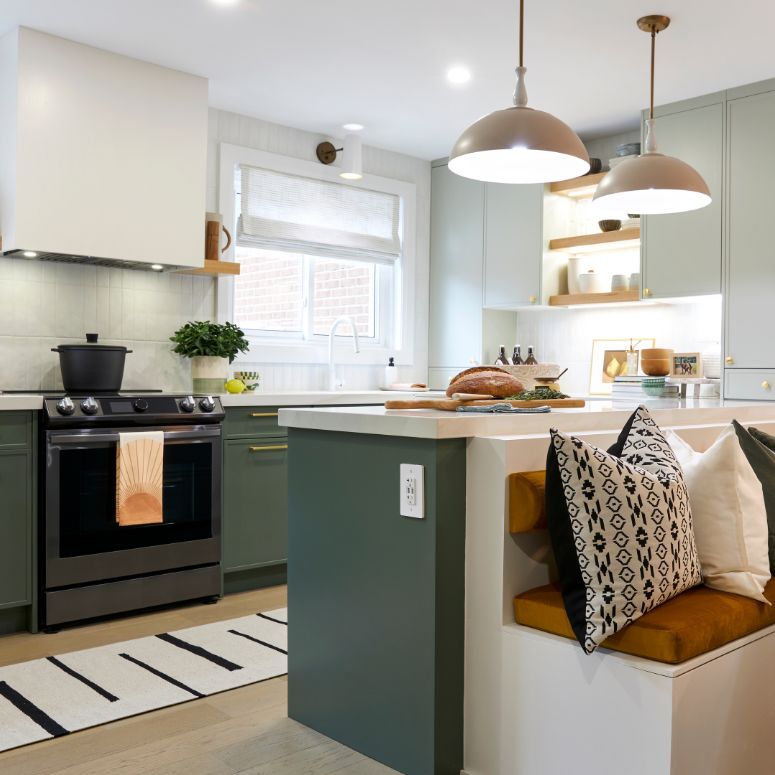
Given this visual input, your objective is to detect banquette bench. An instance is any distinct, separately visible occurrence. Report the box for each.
[509,470,775,664]
[462,423,775,775]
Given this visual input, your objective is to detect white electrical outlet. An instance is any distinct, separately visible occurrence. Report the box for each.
[400,463,424,519]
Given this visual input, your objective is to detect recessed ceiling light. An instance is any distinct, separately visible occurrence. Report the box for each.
[210,0,239,6]
[446,66,472,85]
[342,123,364,132]
[151,264,164,271]
[22,251,37,258]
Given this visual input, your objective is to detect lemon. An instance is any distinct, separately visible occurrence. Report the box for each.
[225,378,246,394]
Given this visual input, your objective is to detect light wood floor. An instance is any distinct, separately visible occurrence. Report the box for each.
[0,587,399,775]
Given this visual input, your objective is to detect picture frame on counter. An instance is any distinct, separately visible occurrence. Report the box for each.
[589,338,656,395]
[672,353,703,378]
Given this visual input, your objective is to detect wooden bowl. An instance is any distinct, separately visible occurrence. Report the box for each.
[641,348,673,359]
[598,219,622,232]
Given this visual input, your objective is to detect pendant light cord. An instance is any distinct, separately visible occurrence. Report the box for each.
[513,0,528,106]
[649,24,656,120]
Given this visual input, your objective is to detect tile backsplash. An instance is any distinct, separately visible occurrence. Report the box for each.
[0,257,214,391]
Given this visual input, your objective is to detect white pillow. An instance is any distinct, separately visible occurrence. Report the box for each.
[667,425,771,603]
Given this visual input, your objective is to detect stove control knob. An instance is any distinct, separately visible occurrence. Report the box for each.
[199,396,215,413]
[133,398,150,413]
[80,397,99,416]
[180,395,197,413]
[56,397,75,416]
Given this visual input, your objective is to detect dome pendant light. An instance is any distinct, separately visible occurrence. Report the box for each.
[593,15,711,214]
[448,0,589,184]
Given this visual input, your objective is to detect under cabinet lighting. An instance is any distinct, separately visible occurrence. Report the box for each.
[22,251,37,257]
[151,264,164,271]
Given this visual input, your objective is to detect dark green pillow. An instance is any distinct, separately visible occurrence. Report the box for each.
[733,421,775,574]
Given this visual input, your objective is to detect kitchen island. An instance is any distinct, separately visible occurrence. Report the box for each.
[280,399,775,775]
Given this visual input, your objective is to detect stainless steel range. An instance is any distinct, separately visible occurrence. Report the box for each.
[41,393,224,630]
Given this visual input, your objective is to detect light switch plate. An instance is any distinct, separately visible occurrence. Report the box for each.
[400,463,425,519]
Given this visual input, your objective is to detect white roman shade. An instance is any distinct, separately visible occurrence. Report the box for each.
[238,165,401,263]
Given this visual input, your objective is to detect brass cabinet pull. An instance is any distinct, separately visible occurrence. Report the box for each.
[250,412,279,418]
[643,288,651,297]
[249,444,288,452]
[528,295,537,304]
[724,356,734,365]
[763,381,771,391]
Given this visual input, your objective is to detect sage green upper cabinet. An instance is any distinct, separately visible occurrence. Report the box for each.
[725,85,775,370]
[483,183,543,308]
[641,94,724,299]
[428,162,484,370]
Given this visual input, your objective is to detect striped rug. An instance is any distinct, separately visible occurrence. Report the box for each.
[0,608,287,753]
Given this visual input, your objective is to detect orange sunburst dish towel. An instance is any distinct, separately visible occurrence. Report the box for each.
[116,431,164,526]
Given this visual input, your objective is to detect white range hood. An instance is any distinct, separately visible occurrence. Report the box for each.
[0,27,208,270]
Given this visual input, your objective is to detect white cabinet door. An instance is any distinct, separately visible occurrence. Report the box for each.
[641,99,723,298]
[725,89,775,369]
[484,183,543,308]
[428,164,484,370]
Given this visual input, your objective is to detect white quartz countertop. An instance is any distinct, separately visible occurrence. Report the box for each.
[279,399,775,440]
[218,390,441,407]
[0,395,44,410]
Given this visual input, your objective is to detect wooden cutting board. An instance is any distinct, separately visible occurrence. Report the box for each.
[383,398,586,411]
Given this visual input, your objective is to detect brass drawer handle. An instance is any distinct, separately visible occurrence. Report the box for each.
[643,288,651,297]
[763,381,771,391]
[528,295,537,304]
[724,356,734,365]
[250,412,279,418]
[249,444,288,452]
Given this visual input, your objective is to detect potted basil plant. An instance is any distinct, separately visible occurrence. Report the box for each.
[170,321,249,393]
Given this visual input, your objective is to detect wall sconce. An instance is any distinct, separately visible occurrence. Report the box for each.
[316,133,363,180]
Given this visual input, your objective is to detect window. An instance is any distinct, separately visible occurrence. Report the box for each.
[218,145,417,365]
[233,247,382,340]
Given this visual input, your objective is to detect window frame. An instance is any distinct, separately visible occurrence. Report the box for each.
[217,144,417,366]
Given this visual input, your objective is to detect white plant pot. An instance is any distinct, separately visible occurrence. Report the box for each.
[191,356,229,393]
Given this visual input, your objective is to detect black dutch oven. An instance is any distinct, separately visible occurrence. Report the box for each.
[52,333,132,393]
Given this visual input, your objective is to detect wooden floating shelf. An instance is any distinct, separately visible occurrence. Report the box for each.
[178,259,241,276]
[549,227,640,252]
[548,290,640,307]
[549,171,608,197]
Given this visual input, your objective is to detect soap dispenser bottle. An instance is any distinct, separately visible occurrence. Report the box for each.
[383,357,396,389]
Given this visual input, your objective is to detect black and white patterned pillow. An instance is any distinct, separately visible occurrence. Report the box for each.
[545,405,701,653]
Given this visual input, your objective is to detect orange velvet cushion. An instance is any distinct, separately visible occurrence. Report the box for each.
[514,579,775,664]
[508,471,547,533]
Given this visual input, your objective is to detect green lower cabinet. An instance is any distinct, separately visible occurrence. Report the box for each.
[0,450,31,609]
[223,436,288,575]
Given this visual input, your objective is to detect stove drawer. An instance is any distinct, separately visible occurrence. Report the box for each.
[225,406,291,439]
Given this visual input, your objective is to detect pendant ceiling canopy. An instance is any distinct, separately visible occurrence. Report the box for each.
[593,15,712,215]
[448,0,589,184]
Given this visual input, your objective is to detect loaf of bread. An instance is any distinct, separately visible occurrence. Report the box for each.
[446,367,523,398]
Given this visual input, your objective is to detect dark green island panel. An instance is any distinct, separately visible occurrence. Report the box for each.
[0,411,37,635]
[287,427,467,775]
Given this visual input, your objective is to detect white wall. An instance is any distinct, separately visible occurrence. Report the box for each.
[206,108,431,391]
[515,297,722,397]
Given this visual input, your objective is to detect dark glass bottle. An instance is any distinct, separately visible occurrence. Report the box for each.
[512,345,522,365]
[525,346,538,365]
[495,345,510,366]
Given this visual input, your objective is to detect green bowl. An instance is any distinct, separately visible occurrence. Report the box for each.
[641,377,666,397]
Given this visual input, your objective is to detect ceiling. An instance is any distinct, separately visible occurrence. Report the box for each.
[1,0,773,160]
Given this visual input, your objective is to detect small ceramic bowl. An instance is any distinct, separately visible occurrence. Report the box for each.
[598,219,622,233]
[642,377,666,397]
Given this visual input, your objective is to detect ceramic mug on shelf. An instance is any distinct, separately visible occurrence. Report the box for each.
[577,270,609,294]
[611,274,629,292]
[629,272,641,291]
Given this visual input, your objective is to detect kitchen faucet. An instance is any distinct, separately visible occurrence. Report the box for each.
[328,316,361,391]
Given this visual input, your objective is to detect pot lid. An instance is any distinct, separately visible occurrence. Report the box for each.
[53,333,131,352]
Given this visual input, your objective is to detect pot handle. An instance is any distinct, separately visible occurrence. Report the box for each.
[125,350,133,354]
[51,348,60,353]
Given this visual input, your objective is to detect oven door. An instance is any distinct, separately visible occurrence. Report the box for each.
[44,425,222,588]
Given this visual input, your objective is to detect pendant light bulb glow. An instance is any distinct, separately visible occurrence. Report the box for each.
[449,0,589,184]
[593,16,711,215]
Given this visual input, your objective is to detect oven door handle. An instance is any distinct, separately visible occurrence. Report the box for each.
[49,427,222,445]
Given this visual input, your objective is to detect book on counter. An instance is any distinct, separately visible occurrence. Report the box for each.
[611,376,679,397]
